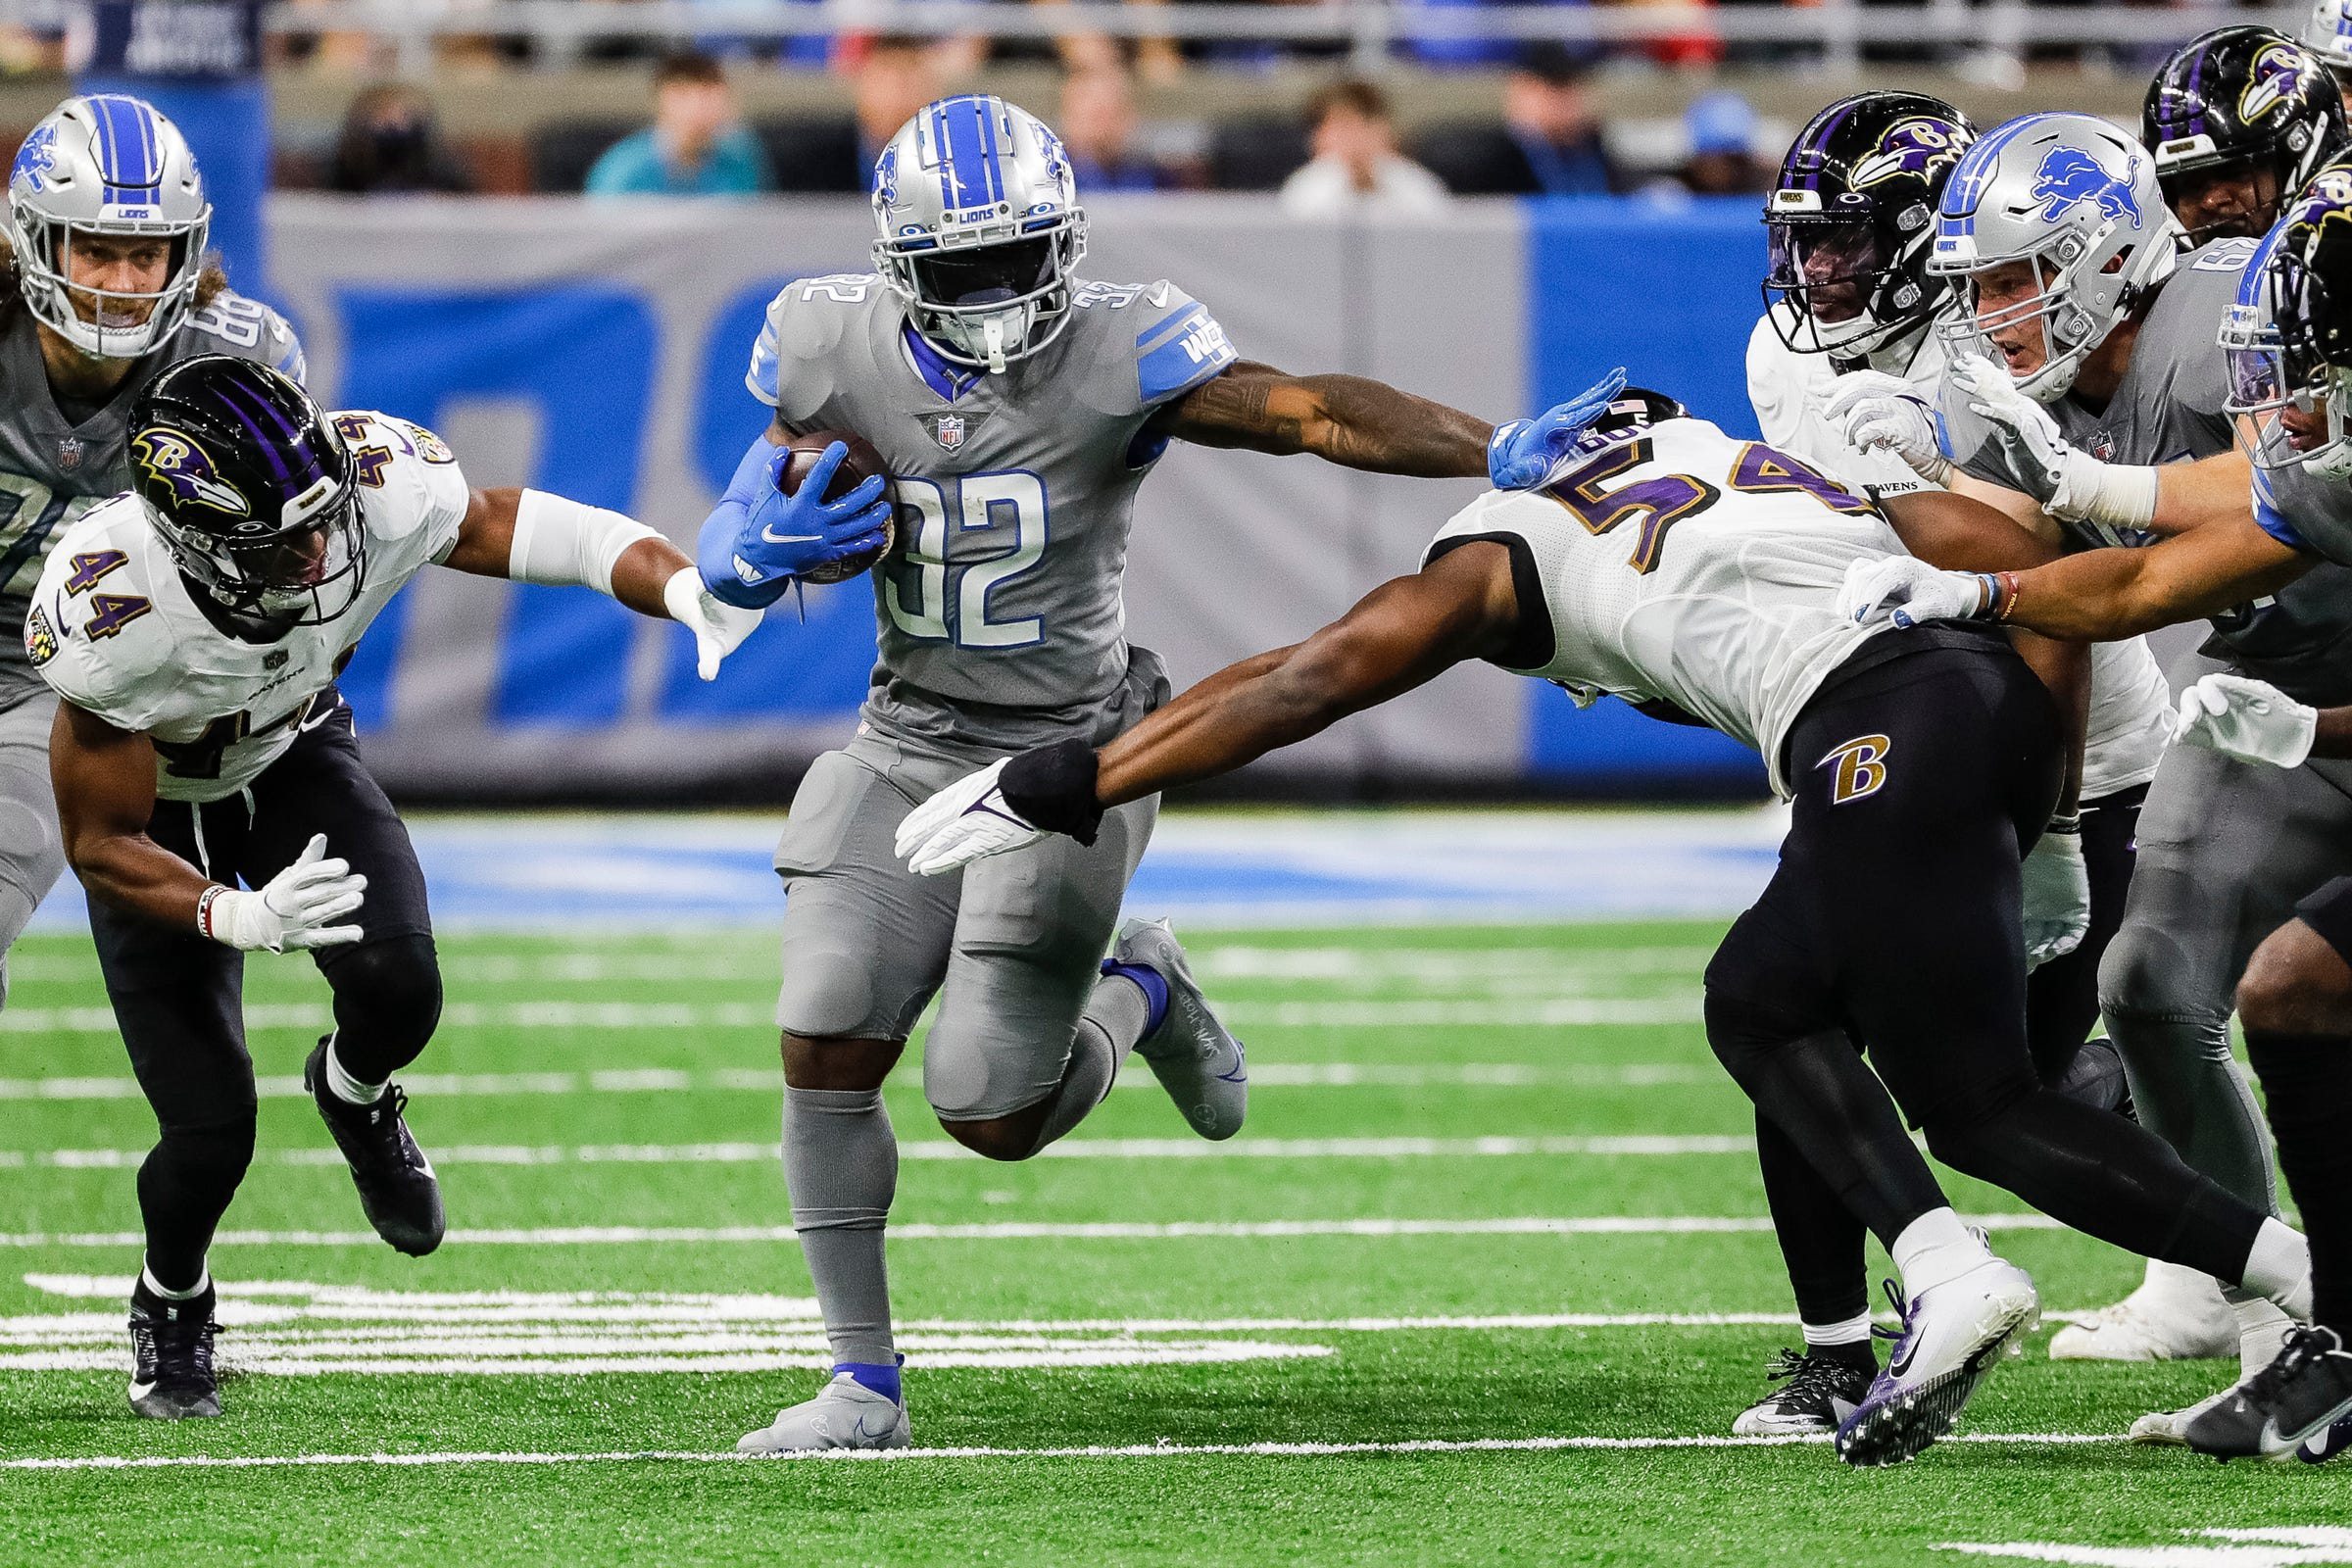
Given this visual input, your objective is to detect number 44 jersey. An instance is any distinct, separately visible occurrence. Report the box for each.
[26,412,467,803]
[1423,414,1906,799]
[749,271,1237,750]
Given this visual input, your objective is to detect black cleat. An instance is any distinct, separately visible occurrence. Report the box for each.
[128,1279,220,1420]
[306,1039,444,1256]
[2184,1325,2352,1461]
[1732,1348,1875,1436]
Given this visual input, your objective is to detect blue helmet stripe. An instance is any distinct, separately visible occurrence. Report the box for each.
[936,96,997,211]
[976,98,1004,206]
[86,95,163,206]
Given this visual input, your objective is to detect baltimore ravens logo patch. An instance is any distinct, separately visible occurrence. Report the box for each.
[131,426,250,516]
[2242,40,2322,123]
[1849,117,1970,189]
[24,605,55,666]
[1820,733,1892,805]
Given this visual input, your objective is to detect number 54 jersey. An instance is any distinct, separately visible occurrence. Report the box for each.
[748,271,1237,750]
[1423,415,1905,799]
[26,412,467,803]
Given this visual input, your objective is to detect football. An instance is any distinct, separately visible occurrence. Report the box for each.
[778,428,895,586]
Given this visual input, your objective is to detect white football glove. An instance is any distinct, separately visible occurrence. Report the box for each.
[894,759,1045,876]
[2021,824,2091,971]
[1946,354,2158,535]
[1839,555,1991,629]
[1821,371,1952,486]
[2171,672,2319,769]
[200,834,367,953]
[662,566,764,681]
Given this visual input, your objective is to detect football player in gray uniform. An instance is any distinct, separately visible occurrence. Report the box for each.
[0,95,305,1011]
[706,95,1502,1453]
[1827,111,2345,1404]
[1841,164,2352,1457]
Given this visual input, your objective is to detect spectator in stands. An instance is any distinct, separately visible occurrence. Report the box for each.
[1058,64,1167,192]
[1281,79,1452,219]
[1411,44,1620,197]
[855,34,946,172]
[586,49,772,197]
[1676,89,1770,196]
[328,84,475,195]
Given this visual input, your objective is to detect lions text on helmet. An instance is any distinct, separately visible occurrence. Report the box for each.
[7,95,211,362]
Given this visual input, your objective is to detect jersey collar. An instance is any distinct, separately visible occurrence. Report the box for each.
[899,323,985,404]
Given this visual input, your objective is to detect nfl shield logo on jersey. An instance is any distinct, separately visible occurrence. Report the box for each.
[55,435,82,471]
[920,411,989,451]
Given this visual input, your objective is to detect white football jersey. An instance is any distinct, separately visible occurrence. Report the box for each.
[1425,415,1908,799]
[27,412,468,803]
[1744,308,2169,801]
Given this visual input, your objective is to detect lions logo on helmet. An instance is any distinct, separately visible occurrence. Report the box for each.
[2030,146,2144,227]
[131,427,252,519]
[1850,118,1967,189]
[11,123,56,195]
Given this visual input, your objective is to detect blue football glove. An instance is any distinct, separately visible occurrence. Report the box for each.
[697,437,894,610]
[1487,367,1631,491]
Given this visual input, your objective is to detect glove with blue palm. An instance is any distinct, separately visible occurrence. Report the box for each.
[698,436,894,610]
[1487,367,1630,491]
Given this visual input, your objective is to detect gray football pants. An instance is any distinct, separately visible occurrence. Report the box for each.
[0,692,63,1010]
[2095,681,2352,1213]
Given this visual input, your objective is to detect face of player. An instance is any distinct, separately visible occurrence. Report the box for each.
[2166,160,2281,243]
[1967,258,2060,378]
[1770,224,1880,324]
[2281,394,2332,451]
[60,230,172,329]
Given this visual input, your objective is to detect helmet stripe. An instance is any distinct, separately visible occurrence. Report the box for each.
[935,96,997,212]
[87,95,164,206]
[213,377,297,484]
[977,98,1004,206]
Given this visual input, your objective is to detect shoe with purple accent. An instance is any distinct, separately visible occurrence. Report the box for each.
[1110,917,1246,1141]
[1835,1259,2040,1467]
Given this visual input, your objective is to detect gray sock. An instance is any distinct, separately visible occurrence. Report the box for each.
[783,1086,899,1366]
[1028,972,1156,1152]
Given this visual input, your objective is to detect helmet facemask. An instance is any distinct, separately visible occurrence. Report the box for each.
[1763,213,1936,357]
[878,215,1084,373]
[150,471,368,638]
[2232,250,2352,481]
[1937,241,2133,404]
[11,212,208,362]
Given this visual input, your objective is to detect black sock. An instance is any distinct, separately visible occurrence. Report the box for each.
[1756,1109,1870,1328]
[2246,1029,2352,1331]
[1811,1338,1878,1374]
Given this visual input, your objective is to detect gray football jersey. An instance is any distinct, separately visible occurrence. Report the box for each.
[749,272,1237,750]
[0,289,304,710]
[1947,237,2352,704]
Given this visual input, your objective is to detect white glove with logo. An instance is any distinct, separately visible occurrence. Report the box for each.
[895,759,1044,876]
[662,566,765,681]
[1839,555,1992,628]
[2021,823,2091,970]
[2171,671,2319,769]
[199,834,367,953]
[1822,372,1952,486]
[1946,354,2158,534]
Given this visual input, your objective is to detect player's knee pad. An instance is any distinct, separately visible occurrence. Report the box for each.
[2096,917,2223,1028]
[1701,985,1820,1091]
[775,941,886,1042]
[320,935,443,1061]
[142,1114,257,1200]
[921,1007,1066,1126]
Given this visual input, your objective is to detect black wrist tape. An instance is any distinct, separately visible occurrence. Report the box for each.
[1000,739,1104,847]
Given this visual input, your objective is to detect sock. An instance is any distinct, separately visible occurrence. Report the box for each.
[2226,1293,2293,1376]
[1099,959,1168,1040]
[2239,1214,2315,1322]
[784,1087,899,1367]
[2246,1029,2352,1329]
[323,1037,387,1106]
[1889,1208,1991,1301]
[1802,1313,1878,1372]
[139,1260,210,1300]
[835,1357,903,1403]
[1027,971,1161,1152]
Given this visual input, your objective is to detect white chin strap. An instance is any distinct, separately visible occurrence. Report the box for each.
[981,315,1009,374]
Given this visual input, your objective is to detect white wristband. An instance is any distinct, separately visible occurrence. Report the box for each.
[2051,458,2160,533]
[507,489,662,596]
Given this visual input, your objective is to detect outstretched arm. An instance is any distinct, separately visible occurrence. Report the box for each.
[1158,361,1493,477]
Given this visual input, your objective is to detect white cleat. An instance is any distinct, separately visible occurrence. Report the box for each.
[1835,1259,2041,1468]
[736,1372,910,1454]
[2048,1260,2235,1361]
[1111,917,1247,1141]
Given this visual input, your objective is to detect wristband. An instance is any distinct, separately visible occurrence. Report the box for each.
[2045,811,2082,836]
[1981,570,2023,622]
[999,738,1105,847]
[195,883,231,943]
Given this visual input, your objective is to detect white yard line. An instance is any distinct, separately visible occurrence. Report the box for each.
[0,1213,2065,1250]
[0,1134,1755,1171]
[0,1432,2123,1475]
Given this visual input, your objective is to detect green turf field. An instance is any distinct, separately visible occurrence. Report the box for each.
[0,918,2338,1566]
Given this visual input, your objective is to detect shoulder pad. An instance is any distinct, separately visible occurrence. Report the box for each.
[1069,278,1236,415]
[29,506,175,721]
[749,275,868,411]
[332,410,469,548]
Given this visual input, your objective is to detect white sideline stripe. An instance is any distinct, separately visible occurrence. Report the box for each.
[0,997,1701,1037]
[0,1213,2066,1249]
[0,1432,2125,1474]
[0,1135,1755,1171]
[0,1061,1714,1102]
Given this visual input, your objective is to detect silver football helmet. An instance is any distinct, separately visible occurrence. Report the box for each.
[1929,112,2180,402]
[2306,0,2352,74]
[8,95,211,362]
[871,95,1086,374]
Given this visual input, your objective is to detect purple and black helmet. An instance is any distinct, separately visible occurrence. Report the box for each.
[2145,25,2349,245]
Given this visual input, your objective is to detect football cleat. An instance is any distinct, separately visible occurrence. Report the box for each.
[306,1039,444,1256]
[2048,1261,2235,1361]
[127,1278,220,1420]
[1732,1348,1874,1436]
[2300,1412,2352,1463]
[1835,1260,2040,1467]
[2129,1302,2293,1445]
[737,1372,911,1453]
[2184,1325,2352,1461]
[1111,917,1247,1141]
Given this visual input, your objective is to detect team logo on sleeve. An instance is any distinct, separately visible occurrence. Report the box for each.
[1819,734,1892,805]
[2030,147,2143,229]
[130,427,250,517]
[24,605,55,666]
[395,418,456,465]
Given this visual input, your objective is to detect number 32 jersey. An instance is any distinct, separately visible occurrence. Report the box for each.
[1423,416,1905,798]
[27,412,466,803]
[749,272,1237,750]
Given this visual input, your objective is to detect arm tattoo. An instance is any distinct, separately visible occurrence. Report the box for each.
[1168,363,1489,478]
